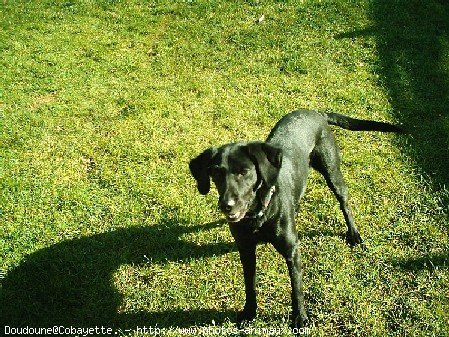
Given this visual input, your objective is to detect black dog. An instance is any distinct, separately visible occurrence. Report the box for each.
[189,109,401,328]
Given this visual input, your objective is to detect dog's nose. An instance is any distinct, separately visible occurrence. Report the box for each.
[220,198,236,212]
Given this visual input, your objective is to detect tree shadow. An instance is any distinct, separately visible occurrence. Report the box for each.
[334,0,449,280]
[0,215,236,330]
[337,1,449,199]
[373,0,449,193]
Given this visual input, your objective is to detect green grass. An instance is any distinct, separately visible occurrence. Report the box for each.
[1,0,448,336]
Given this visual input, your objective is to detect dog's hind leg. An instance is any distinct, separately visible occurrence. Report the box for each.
[311,129,363,247]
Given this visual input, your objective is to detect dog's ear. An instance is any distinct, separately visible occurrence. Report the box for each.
[245,142,282,186]
[189,147,217,195]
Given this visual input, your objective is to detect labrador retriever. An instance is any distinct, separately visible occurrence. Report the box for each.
[189,109,401,329]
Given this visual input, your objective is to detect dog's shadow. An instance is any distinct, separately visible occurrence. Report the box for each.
[0,218,236,329]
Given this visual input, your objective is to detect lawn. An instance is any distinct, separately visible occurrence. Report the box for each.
[1,0,448,336]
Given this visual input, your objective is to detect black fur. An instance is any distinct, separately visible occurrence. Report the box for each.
[189,109,401,329]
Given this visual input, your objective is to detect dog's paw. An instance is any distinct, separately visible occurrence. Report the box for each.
[236,309,257,328]
[290,312,309,330]
[346,230,363,247]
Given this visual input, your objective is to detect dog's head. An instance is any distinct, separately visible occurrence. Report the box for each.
[189,142,283,222]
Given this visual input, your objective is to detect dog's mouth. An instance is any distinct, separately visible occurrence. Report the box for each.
[220,193,256,223]
[225,209,247,223]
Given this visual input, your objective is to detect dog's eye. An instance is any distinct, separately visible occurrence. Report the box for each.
[239,168,250,177]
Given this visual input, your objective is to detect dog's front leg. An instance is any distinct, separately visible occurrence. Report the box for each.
[230,224,257,326]
[236,243,257,325]
[285,245,308,329]
[273,227,308,329]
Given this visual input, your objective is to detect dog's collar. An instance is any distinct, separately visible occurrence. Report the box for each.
[246,184,276,219]
[257,185,276,217]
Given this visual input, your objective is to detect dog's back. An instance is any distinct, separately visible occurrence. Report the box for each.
[266,110,329,201]
[267,110,326,155]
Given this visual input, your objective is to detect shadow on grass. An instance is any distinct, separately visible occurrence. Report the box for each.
[335,1,449,275]
[392,252,449,271]
[374,0,449,190]
[0,216,235,330]
[371,1,449,273]
[337,0,449,195]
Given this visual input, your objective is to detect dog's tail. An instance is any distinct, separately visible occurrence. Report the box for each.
[322,111,403,133]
